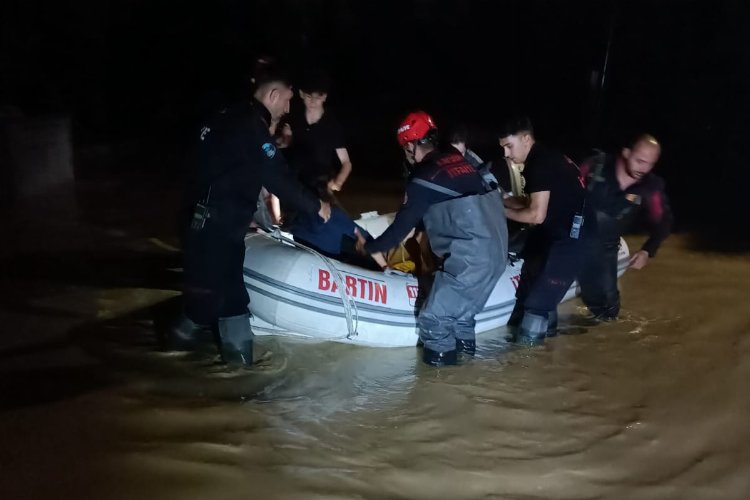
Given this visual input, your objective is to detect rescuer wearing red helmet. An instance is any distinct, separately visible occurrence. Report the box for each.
[358,111,509,366]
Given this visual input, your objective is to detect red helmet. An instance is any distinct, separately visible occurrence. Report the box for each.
[396,111,437,146]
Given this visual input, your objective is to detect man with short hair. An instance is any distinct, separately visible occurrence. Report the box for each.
[578,134,672,320]
[500,116,590,343]
[279,68,353,194]
[447,122,501,190]
[361,111,508,366]
[167,63,331,367]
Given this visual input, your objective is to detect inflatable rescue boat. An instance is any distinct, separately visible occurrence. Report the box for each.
[244,212,630,348]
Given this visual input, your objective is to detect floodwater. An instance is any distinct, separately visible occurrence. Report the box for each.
[1,179,749,500]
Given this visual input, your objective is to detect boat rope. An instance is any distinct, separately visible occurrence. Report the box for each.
[265,228,359,339]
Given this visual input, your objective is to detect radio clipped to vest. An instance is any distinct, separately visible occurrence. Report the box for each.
[191,186,215,232]
[569,213,584,239]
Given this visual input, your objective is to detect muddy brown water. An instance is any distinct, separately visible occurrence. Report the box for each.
[1,180,748,500]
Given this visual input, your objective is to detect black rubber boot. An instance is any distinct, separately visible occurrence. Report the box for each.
[589,304,619,322]
[217,313,254,367]
[515,312,548,346]
[455,338,476,356]
[163,312,204,351]
[422,347,458,367]
[592,311,618,322]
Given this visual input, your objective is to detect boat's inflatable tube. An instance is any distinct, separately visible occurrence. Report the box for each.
[243,212,630,348]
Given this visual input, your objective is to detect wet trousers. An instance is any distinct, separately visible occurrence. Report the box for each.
[510,236,585,330]
[577,236,621,318]
[183,219,249,325]
[417,262,502,354]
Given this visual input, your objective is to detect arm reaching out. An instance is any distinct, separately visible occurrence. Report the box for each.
[355,228,387,269]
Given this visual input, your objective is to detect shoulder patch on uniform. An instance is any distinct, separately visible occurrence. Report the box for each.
[261,142,276,158]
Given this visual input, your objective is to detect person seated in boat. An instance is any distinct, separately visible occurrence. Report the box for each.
[357,111,509,367]
[290,178,388,270]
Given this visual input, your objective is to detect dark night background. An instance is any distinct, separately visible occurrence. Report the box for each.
[1,0,748,244]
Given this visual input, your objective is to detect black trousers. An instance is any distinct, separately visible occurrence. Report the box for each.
[183,218,249,325]
[510,236,585,324]
[577,236,621,318]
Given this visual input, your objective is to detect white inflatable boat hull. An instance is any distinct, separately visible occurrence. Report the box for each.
[244,213,630,348]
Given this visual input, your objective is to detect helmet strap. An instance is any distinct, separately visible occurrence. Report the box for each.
[404,141,418,165]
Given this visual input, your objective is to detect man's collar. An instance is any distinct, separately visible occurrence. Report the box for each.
[525,141,539,163]
[419,148,438,164]
[251,98,272,126]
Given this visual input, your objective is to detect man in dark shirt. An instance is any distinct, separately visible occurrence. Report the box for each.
[361,111,508,366]
[578,134,672,320]
[500,116,589,343]
[167,64,331,367]
[279,69,352,193]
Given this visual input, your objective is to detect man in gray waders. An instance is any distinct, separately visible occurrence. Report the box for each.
[166,63,331,367]
[359,111,508,366]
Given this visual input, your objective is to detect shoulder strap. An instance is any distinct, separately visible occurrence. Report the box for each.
[585,150,608,192]
[411,177,462,197]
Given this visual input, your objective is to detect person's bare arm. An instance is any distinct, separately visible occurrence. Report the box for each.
[370,251,388,269]
[503,195,528,210]
[355,229,388,270]
[267,193,282,225]
[276,123,292,148]
[329,148,352,191]
[628,250,650,269]
[505,191,550,225]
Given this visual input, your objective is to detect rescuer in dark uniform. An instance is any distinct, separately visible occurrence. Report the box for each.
[359,111,509,366]
[578,134,672,320]
[166,63,331,367]
[500,116,591,343]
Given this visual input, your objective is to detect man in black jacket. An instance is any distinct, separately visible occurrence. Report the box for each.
[167,64,331,366]
[578,134,672,320]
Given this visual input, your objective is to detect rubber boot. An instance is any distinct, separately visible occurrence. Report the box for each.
[593,307,618,322]
[422,347,458,367]
[217,313,254,367]
[507,302,524,327]
[455,338,476,356]
[546,309,558,337]
[515,312,548,346]
[589,302,619,322]
[163,312,204,351]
